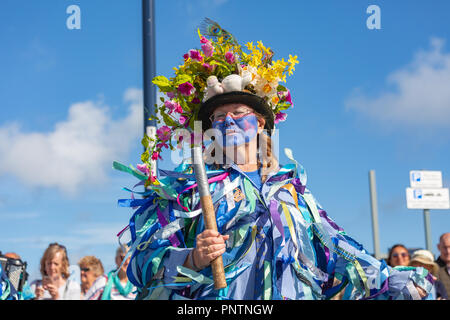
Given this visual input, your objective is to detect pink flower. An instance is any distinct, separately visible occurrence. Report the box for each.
[279,90,293,105]
[201,43,214,57]
[164,100,175,113]
[274,112,287,124]
[156,142,169,149]
[157,125,171,142]
[191,97,201,104]
[164,100,183,114]
[178,82,196,96]
[151,151,162,161]
[183,53,189,61]
[179,115,188,125]
[137,164,150,175]
[174,103,183,113]
[225,51,235,64]
[189,49,203,62]
[200,36,209,44]
[166,91,176,99]
[202,62,214,72]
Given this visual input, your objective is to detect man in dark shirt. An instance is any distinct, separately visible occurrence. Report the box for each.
[436,233,450,297]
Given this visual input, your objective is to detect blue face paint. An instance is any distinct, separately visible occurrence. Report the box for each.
[212,113,258,147]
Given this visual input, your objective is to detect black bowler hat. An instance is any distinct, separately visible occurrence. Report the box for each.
[197,91,275,132]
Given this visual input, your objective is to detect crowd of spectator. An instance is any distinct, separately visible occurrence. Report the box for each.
[1,232,449,300]
[1,243,136,300]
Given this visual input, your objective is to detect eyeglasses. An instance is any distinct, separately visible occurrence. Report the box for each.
[392,252,409,258]
[209,109,254,123]
[80,267,90,272]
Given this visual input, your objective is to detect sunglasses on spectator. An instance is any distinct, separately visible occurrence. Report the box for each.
[80,267,90,272]
[49,242,67,252]
[392,253,409,258]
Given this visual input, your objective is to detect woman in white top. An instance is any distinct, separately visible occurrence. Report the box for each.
[30,243,81,300]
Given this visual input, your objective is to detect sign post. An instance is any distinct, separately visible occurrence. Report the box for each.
[368,170,381,259]
[406,170,449,251]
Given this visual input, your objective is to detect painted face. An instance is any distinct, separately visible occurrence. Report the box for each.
[212,113,258,147]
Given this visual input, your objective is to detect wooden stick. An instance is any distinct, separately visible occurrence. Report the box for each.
[191,146,227,290]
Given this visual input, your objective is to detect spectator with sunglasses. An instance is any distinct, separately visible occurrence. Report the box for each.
[78,255,107,300]
[29,243,81,300]
[387,244,411,268]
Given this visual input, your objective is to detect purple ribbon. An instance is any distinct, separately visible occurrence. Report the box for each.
[361,279,389,300]
[319,209,344,232]
[291,178,306,195]
[270,200,285,246]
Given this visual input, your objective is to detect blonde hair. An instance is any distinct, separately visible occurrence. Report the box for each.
[78,256,104,277]
[257,131,279,182]
[40,243,70,279]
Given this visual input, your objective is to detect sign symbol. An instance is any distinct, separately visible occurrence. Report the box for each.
[412,172,421,182]
[413,189,423,199]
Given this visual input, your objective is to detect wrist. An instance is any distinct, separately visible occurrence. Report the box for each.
[190,249,202,271]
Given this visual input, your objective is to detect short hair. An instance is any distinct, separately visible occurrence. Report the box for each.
[78,256,104,278]
[40,243,70,279]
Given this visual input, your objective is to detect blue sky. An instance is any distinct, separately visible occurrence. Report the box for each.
[1,0,450,283]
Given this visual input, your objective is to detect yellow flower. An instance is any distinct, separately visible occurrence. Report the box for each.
[271,95,280,105]
[287,54,299,76]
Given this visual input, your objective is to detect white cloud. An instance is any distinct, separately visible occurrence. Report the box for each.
[346,37,450,129]
[0,88,143,195]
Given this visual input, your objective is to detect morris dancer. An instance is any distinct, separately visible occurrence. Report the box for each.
[114,20,434,300]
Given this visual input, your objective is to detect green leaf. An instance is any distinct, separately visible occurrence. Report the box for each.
[174,74,192,86]
[276,102,291,111]
[141,150,149,162]
[141,135,150,148]
[152,76,170,87]
[161,111,178,127]
[276,84,287,92]
[209,59,232,72]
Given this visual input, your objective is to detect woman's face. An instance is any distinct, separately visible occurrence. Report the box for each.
[45,251,63,278]
[390,247,410,267]
[79,265,97,289]
[115,252,130,273]
[211,104,264,147]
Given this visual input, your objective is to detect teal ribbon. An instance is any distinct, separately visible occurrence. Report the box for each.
[101,270,134,300]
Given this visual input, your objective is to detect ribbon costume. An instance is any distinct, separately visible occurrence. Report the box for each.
[114,19,434,300]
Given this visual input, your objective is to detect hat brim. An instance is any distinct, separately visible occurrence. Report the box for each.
[198,91,274,132]
[410,258,439,275]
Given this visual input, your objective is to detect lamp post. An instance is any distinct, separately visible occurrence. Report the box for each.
[142,0,157,177]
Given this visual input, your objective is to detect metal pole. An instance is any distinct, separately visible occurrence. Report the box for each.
[369,170,381,259]
[423,209,432,251]
[142,0,157,177]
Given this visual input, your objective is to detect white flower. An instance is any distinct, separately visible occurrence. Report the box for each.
[254,77,278,98]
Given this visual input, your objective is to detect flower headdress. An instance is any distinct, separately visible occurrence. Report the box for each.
[140,18,299,185]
